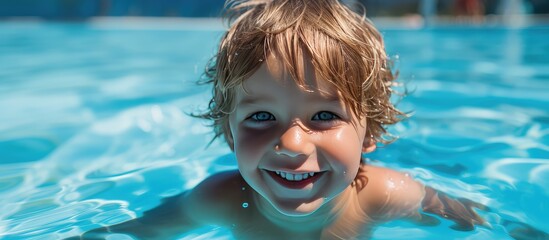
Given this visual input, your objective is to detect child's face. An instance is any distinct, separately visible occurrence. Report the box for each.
[228,54,375,216]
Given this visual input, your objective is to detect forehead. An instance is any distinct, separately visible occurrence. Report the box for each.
[240,52,339,99]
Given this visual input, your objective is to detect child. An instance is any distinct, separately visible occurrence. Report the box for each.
[81,0,484,239]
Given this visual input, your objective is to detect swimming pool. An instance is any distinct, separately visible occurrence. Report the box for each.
[0,21,547,239]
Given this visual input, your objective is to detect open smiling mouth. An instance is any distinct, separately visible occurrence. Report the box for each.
[266,170,324,189]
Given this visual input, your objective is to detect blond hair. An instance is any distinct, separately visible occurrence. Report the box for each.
[198,0,406,149]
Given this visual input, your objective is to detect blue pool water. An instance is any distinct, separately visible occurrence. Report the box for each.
[0,21,548,239]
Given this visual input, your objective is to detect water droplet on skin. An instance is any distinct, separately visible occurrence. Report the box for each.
[386,177,397,189]
[343,171,347,175]
[400,180,405,184]
[242,202,248,208]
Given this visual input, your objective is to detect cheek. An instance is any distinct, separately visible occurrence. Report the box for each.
[318,128,364,169]
[234,126,277,161]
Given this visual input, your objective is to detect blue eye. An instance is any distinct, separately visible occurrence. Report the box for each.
[249,112,275,121]
[312,111,339,121]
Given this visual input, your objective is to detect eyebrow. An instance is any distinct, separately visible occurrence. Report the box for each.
[317,94,341,103]
[237,96,276,106]
[237,94,342,107]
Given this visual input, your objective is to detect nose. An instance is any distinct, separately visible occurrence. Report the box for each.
[275,123,314,158]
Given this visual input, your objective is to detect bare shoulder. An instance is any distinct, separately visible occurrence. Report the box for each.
[188,170,246,200]
[183,170,248,225]
[356,165,425,220]
[80,170,246,239]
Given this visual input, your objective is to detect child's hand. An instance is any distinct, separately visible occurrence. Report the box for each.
[421,186,488,231]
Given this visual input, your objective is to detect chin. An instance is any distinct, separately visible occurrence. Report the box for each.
[271,197,326,217]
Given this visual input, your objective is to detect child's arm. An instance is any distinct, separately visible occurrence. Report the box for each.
[80,192,201,239]
[358,165,485,230]
[78,170,243,239]
[422,188,549,237]
[420,186,486,231]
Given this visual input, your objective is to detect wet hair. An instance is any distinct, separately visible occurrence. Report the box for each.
[197,0,407,149]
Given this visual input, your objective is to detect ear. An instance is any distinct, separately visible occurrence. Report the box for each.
[362,137,376,153]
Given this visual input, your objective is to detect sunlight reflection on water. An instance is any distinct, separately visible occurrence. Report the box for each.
[0,23,547,239]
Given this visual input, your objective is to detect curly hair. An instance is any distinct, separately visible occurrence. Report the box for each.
[196,0,407,149]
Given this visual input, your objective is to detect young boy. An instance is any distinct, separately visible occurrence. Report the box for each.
[81,0,484,239]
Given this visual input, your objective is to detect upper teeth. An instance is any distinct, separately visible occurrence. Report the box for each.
[275,171,316,181]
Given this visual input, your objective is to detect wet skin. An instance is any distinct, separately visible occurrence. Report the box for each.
[77,55,487,239]
[228,54,375,217]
